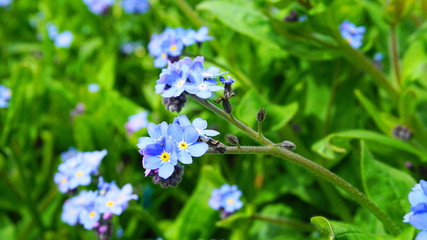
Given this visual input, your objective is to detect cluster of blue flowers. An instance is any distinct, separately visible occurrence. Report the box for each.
[55,148,137,238]
[339,20,365,49]
[83,0,149,15]
[0,85,11,108]
[125,110,149,135]
[209,184,243,218]
[148,27,213,68]
[154,56,228,112]
[137,115,219,187]
[62,178,137,230]
[122,0,149,14]
[54,148,107,193]
[47,23,73,48]
[83,0,114,15]
[404,179,427,239]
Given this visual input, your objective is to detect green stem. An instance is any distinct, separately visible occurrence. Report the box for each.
[208,146,399,234]
[251,214,315,232]
[390,26,401,87]
[192,94,400,235]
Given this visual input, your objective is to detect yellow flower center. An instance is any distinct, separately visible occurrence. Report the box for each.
[161,152,170,162]
[89,211,96,218]
[161,53,167,58]
[76,171,83,177]
[227,198,234,205]
[61,178,67,183]
[178,142,188,150]
[176,79,185,88]
[106,201,115,207]
[170,44,177,51]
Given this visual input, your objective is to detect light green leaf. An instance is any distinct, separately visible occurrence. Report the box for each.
[360,140,416,230]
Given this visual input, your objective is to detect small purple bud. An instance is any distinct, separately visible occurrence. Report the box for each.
[103,212,113,220]
[98,225,108,234]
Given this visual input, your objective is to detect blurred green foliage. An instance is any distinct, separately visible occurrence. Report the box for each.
[1,0,427,239]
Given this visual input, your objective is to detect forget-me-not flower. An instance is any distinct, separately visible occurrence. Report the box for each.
[168,123,208,164]
[0,85,11,108]
[0,0,12,7]
[122,0,149,14]
[143,137,178,179]
[339,20,365,49]
[125,111,149,135]
[83,0,114,15]
[209,184,243,215]
[404,179,427,239]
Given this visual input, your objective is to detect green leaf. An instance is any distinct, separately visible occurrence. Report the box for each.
[312,129,427,162]
[360,140,416,230]
[354,90,400,135]
[311,216,390,240]
[165,166,226,240]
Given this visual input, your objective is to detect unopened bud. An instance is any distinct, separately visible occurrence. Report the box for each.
[226,134,239,146]
[281,141,296,151]
[257,108,266,122]
[223,99,232,113]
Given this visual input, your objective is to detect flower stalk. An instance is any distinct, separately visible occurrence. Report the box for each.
[193,94,401,235]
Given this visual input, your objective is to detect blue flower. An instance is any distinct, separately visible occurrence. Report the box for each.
[186,68,223,99]
[88,83,100,92]
[46,23,73,48]
[0,85,11,108]
[143,137,178,179]
[209,184,243,214]
[194,26,214,42]
[220,76,235,85]
[374,52,383,62]
[125,111,149,135]
[160,66,191,98]
[339,20,365,49]
[0,0,12,7]
[61,190,98,226]
[404,180,427,239]
[79,208,101,230]
[120,41,142,55]
[122,0,149,14]
[96,183,138,215]
[137,121,169,150]
[168,123,208,164]
[83,0,114,15]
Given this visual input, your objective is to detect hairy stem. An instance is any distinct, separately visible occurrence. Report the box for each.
[193,94,401,235]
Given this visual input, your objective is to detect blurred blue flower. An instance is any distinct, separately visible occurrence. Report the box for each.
[120,41,142,55]
[79,208,101,230]
[404,179,427,239]
[54,149,107,192]
[88,83,100,92]
[0,0,12,7]
[122,0,149,14]
[168,123,209,164]
[46,23,73,48]
[339,20,365,49]
[126,111,149,135]
[142,137,178,179]
[209,184,243,214]
[148,27,213,68]
[83,0,114,15]
[96,183,138,215]
[61,190,98,226]
[0,85,11,108]
[374,52,383,62]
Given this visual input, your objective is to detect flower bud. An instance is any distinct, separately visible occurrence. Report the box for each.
[223,99,232,114]
[281,140,296,151]
[257,108,266,122]
[226,134,239,146]
[392,125,412,141]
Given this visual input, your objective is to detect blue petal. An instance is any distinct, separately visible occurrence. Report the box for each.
[174,115,191,126]
[188,142,208,157]
[143,143,163,156]
[196,90,212,99]
[203,129,220,137]
[168,123,184,142]
[409,189,427,206]
[137,137,155,149]
[161,87,177,98]
[192,118,207,130]
[159,163,174,179]
[178,151,193,164]
[410,213,427,230]
[143,156,162,169]
[147,123,158,138]
[183,126,199,143]
[416,231,427,240]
